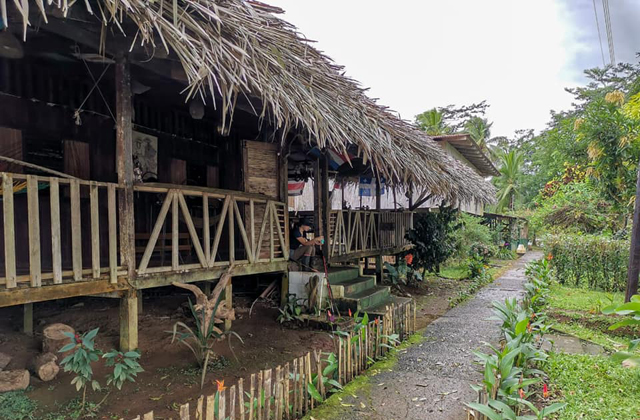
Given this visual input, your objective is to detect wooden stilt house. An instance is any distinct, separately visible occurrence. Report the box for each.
[0,0,495,349]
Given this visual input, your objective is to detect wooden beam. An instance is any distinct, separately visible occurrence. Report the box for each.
[132,261,288,290]
[0,281,127,308]
[115,54,136,281]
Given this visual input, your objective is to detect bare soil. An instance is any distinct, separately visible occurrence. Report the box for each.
[0,271,482,420]
[0,292,334,419]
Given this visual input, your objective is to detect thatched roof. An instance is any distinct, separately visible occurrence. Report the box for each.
[4,0,495,204]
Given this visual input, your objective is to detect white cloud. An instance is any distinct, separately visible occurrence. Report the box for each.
[266,0,590,138]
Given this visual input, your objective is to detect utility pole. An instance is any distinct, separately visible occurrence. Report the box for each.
[626,159,640,301]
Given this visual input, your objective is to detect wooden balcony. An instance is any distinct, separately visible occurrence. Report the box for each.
[327,210,414,263]
[0,173,289,307]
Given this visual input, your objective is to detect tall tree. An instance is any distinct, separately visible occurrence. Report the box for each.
[495,149,524,211]
[415,108,451,135]
[464,116,493,149]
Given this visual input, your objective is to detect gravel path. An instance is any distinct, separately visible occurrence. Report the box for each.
[308,251,542,420]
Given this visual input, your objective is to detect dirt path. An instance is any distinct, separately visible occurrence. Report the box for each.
[307,252,542,420]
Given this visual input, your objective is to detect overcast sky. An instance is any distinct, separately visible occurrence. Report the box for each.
[267,0,640,139]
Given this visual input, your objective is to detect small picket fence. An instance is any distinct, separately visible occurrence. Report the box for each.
[124,301,416,420]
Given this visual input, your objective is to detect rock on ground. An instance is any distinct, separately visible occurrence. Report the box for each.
[0,370,30,392]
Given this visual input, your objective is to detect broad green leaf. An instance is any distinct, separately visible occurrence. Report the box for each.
[540,402,567,416]
[465,403,502,420]
[307,382,323,403]
[515,318,529,336]
[487,399,516,420]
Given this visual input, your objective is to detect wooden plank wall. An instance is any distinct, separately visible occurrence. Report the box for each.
[243,141,284,259]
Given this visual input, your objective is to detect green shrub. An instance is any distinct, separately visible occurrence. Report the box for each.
[451,213,493,260]
[546,234,628,292]
[405,204,460,273]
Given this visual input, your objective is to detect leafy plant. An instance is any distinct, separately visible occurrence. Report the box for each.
[468,259,563,419]
[277,294,305,323]
[450,212,494,261]
[546,234,628,292]
[383,257,422,286]
[405,204,460,273]
[59,328,102,409]
[602,295,640,367]
[470,242,494,263]
[59,328,142,417]
[0,391,37,420]
[170,296,242,389]
[102,350,143,390]
[496,247,516,260]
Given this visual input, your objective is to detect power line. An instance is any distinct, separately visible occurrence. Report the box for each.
[602,0,616,65]
[592,0,606,67]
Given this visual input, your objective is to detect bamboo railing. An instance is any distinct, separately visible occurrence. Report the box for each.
[328,210,414,259]
[134,184,289,275]
[0,173,122,288]
[123,301,417,420]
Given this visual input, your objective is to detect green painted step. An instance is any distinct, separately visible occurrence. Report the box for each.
[329,276,376,298]
[326,266,360,284]
[335,286,391,313]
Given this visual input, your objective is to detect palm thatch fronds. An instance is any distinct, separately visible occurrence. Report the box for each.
[4,0,495,204]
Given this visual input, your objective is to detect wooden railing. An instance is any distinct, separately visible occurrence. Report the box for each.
[133,184,289,276]
[379,211,413,250]
[0,173,122,289]
[328,210,413,259]
[0,174,288,293]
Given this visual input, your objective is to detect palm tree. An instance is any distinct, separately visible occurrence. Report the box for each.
[415,108,451,135]
[495,149,524,211]
[464,117,493,149]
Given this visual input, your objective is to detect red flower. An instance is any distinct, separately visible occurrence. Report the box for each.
[543,384,549,398]
[519,389,526,399]
[375,317,379,326]
[546,253,553,261]
[348,308,352,317]
[405,254,414,265]
[216,379,226,392]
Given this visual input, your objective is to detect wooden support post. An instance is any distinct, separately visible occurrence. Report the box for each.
[312,158,322,239]
[115,54,136,282]
[320,154,330,260]
[23,303,33,336]
[224,279,233,331]
[137,291,143,315]
[119,289,138,351]
[375,255,383,285]
[280,272,289,308]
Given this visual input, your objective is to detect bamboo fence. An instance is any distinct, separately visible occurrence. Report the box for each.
[123,301,416,420]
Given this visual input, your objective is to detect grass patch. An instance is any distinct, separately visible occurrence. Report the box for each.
[0,391,38,420]
[302,333,425,419]
[546,352,640,420]
[432,263,468,280]
[551,321,629,352]
[548,284,623,312]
